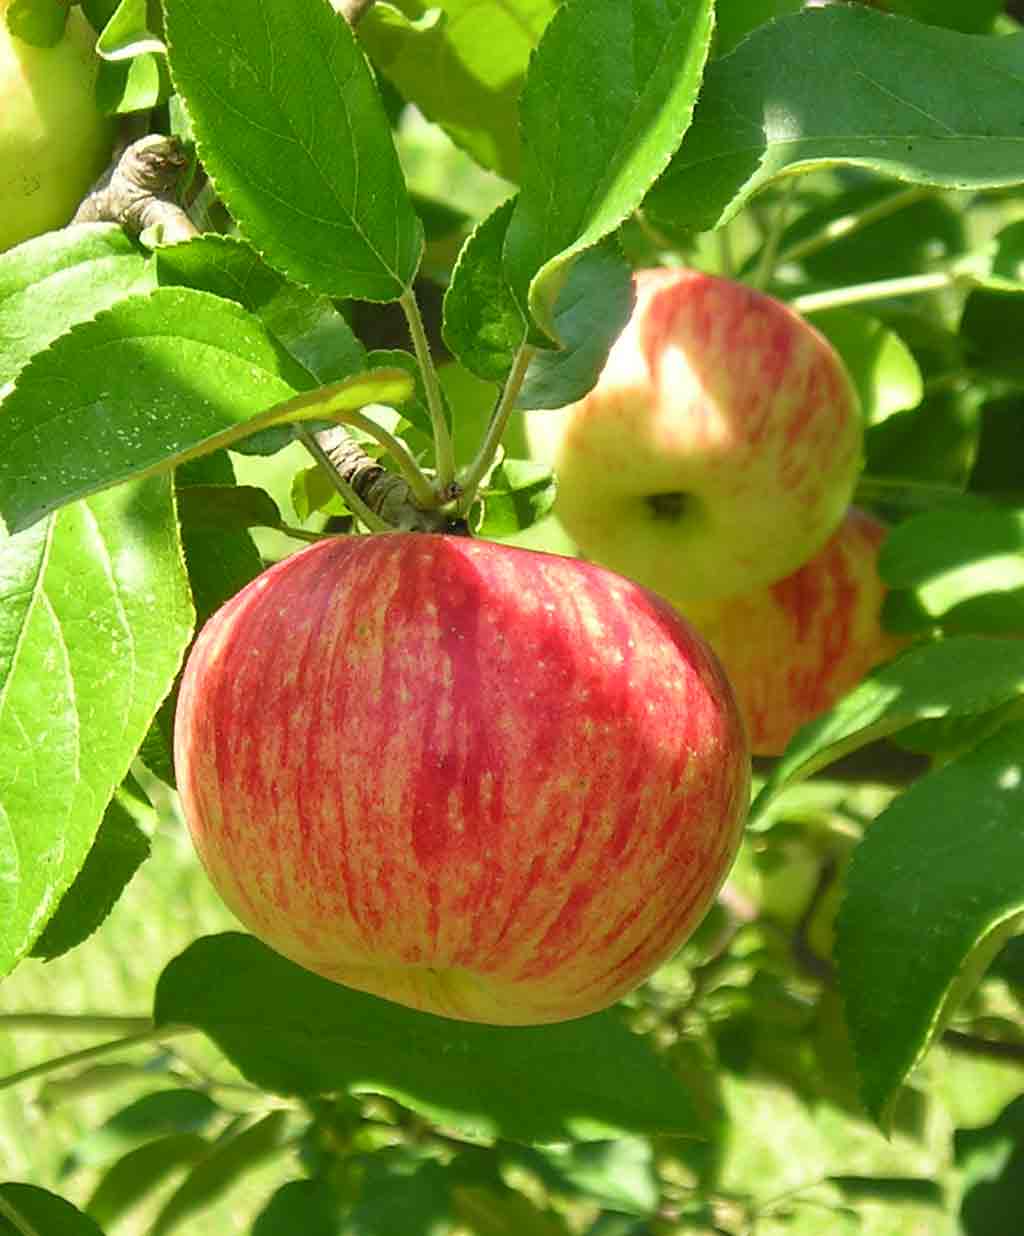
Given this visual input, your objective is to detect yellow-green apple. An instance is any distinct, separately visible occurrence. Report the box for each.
[675,508,908,757]
[526,268,863,603]
[174,533,750,1025]
[0,1,114,251]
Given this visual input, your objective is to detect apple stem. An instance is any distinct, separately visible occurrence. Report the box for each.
[790,271,957,314]
[400,289,458,497]
[0,1024,195,1094]
[296,428,403,533]
[456,343,536,513]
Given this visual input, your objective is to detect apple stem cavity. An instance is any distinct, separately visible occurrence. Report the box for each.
[645,491,691,523]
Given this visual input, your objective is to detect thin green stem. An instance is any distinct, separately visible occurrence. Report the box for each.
[0,1013,153,1034]
[752,178,799,290]
[716,224,735,279]
[297,428,392,533]
[457,344,536,513]
[0,1194,42,1236]
[790,271,956,315]
[777,185,933,267]
[0,1024,194,1094]
[343,407,437,508]
[400,288,456,493]
[279,523,329,543]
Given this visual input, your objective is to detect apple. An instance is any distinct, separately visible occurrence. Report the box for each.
[0,1,114,252]
[674,508,908,757]
[174,533,750,1025]
[526,268,863,603]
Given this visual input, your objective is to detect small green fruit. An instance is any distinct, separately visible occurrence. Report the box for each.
[0,2,114,251]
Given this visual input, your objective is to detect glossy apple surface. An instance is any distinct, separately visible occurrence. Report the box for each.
[0,2,114,251]
[675,509,908,756]
[174,533,750,1025]
[526,268,863,603]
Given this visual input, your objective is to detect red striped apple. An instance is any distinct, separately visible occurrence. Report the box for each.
[675,508,909,757]
[174,533,750,1025]
[526,268,863,603]
[0,2,114,251]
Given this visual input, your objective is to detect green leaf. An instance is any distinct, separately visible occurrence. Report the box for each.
[149,1112,291,1236]
[646,7,1024,233]
[878,506,1024,631]
[962,287,1024,385]
[827,1175,945,1206]
[516,240,634,411]
[176,453,265,629]
[834,722,1024,1123]
[0,477,193,974]
[29,796,151,962]
[86,1134,210,1229]
[250,1179,342,1236]
[750,636,1024,821]
[68,1090,222,1171]
[0,1183,104,1236]
[508,1140,659,1217]
[176,485,283,535]
[956,1095,1024,1236]
[807,309,923,426]
[0,224,155,387]
[155,234,368,384]
[504,0,714,339]
[444,198,525,383]
[360,1,557,182]
[713,0,803,57]
[163,0,423,301]
[4,0,67,46]
[879,0,1004,35]
[477,460,556,539]
[95,0,165,58]
[0,287,413,533]
[154,933,706,1144]
[96,51,170,114]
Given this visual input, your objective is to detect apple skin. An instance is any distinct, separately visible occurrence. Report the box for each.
[674,509,908,757]
[526,268,863,603]
[174,533,750,1025]
[0,3,114,252]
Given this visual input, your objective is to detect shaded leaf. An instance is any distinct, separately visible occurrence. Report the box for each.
[86,1134,210,1229]
[477,460,556,539]
[828,1174,944,1206]
[163,0,422,300]
[150,1112,290,1236]
[176,485,283,535]
[646,7,1024,233]
[807,308,923,426]
[0,1183,104,1236]
[835,721,1024,1123]
[155,234,367,385]
[750,637,1024,821]
[878,506,1024,632]
[69,1089,222,1172]
[30,796,151,962]
[516,241,634,411]
[154,933,705,1144]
